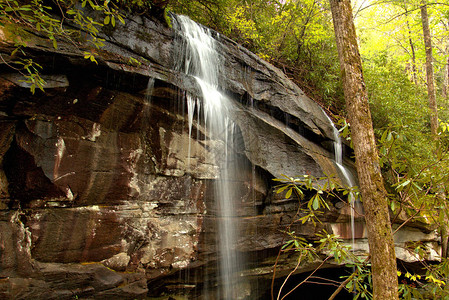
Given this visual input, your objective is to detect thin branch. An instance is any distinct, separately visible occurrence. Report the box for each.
[276,253,303,300]
[309,275,345,285]
[328,273,354,300]
[305,280,342,287]
[393,202,426,235]
[280,256,331,300]
[271,186,306,300]
[328,256,370,300]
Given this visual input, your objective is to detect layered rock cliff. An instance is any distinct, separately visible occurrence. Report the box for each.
[0,11,439,299]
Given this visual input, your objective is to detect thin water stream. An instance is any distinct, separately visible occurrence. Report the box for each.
[324,114,358,250]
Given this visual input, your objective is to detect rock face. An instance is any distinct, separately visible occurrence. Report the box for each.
[0,12,439,299]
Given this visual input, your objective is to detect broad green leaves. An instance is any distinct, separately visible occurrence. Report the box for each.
[274,174,341,214]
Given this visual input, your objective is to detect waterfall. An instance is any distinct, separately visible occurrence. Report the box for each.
[323,114,359,250]
[173,15,244,299]
[145,77,155,104]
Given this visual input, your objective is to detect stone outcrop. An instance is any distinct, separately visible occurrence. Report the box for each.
[0,11,439,299]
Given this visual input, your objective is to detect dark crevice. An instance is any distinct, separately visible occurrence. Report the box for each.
[3,128,65,208]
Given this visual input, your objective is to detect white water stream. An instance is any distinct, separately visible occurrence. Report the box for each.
[324,114,358,250]
[173,15,244,299]
[173,14,361,297]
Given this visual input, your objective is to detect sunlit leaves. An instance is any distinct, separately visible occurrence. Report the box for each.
[344,265,373,300]
[83,51,98,64]
[168,0,341,104]
[397,261,449,300]
[15,58,45,94]
[281,231,319,263]
[274,173,342,212]
[0,0,128,93]
[225,6,260,46]
[356,0,449,95]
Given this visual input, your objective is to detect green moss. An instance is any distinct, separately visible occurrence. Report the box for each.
[164,9,172,28]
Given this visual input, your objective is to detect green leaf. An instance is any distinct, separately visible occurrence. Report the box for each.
[381,130,388,142]
[276,185,288,194]
[104,15,110,25]
[294,186,304,199]
[312,195,319,210]
[390,200,396,211]
[285,188,292,199]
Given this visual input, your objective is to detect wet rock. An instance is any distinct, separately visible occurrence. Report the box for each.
[0,8,438,300]
[101,251,132,272]
[0,121,14,208]
[1,74,69,89]
[0,211,35,277]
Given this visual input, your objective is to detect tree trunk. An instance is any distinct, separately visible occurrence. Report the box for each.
[441,201,449,259]
[442,45,449,101]
[407,20,417,85]
[420,2,448,258]
[444,21,449,101]
[402,4,418,84]
[328,0,399,299]
[420,1,438,137]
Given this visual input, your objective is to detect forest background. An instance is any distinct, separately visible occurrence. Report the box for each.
[1,0,449,298]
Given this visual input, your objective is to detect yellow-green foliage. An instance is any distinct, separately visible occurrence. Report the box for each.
[0,0,128,93]
[169,0,342,105]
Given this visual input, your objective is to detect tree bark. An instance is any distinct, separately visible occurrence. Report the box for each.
[406,20,417,85]
[420,1,438,137]
[401,4,418,84]
[420,1,448,258]
[442,45,449,101]
[441,201,449,259]
[444,21,449,101]
[328,0,399,299]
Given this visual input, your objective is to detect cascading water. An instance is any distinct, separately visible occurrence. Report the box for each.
[325,115,355,196]
[141,77,155,128]
[324,114,359,250]
[145,77,155,103]
[172,15,245,299]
